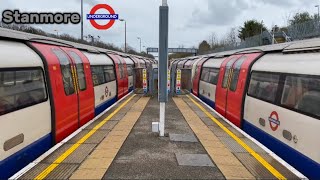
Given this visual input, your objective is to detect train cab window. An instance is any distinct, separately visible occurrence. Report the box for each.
[91,66,105,86]
[0,68,47,116]
[52,49,75,95]
[200,68,210,82]
[104,66,116,83]
[222,58,237,89]
[127,65,133,76]
[69,51,86,91]
[229,57,246,91]
[248,72,280,103]
[281,75,320,118]
[208,68,220,85]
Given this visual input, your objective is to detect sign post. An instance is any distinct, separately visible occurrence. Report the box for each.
[158,0,169,137]
[143,68,148,94]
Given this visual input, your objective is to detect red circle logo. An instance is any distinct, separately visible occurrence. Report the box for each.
[268,111,280,131]
[89,4,116,30]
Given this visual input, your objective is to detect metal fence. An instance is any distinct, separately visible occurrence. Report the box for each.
[201,19,320,55]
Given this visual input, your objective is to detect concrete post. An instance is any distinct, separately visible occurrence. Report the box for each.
[158,1,169,137]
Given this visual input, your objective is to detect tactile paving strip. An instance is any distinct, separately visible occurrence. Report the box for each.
[69,97,150,180]
[42,143,96,164]
[173,97,254,179]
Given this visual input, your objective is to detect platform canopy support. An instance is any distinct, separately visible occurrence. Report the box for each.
[158,0,169,137]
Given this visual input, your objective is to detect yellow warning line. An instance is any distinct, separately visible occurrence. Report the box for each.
[186,95,286,180]
[34,94,137,180]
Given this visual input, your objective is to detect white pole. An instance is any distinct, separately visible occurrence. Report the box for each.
[159,102,165,136]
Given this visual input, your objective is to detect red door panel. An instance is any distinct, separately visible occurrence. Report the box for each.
[192,58,207,96]
[116,55,128,95]
[215,55,243,117]
[226,53,261,127]
[31,43,78,143]
[61,47,95,126]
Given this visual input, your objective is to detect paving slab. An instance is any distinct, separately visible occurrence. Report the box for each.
[169,133,198,142]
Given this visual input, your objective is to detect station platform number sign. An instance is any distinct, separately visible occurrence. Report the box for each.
[176,69,181,94]
[143,69,148,94]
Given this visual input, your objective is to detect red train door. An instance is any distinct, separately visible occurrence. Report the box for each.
[215,55,243,117]
[117,55,128,95]
[192,58,208,96]
[225,53,261,127]
[108,54,124,99]
[60,47,95,126]
[31,43,79,143]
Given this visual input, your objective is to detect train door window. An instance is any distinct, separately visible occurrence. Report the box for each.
[53,49,75,95]
[208,68,220,85]
[248,72,280,103]
[91,66,106,86]
[200,68,210,82]
[281,75,320,118]
[104,66,116,83]
[222,58,237,89]
[127,65,133,76]
[229,57,246,91]
[69,51,87,91]
[0,68,47,116]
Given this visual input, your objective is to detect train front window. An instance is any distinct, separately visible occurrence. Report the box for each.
[281,75,320,118]
[52,49,75,95]
[0,68,47,116]
[69,51,87,91]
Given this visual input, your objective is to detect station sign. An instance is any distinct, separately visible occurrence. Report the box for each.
[176,69,181,94]
[143,69,148,93]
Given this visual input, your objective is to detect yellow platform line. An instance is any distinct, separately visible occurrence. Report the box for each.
[34,94,137,180]
[186,95,286,180]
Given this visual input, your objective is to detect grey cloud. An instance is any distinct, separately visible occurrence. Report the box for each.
[189,0,250,27]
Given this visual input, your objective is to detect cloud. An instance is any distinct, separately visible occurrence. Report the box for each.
[188,0,250,27]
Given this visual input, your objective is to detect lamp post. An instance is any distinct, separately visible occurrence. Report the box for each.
[137,37,142,53]
[54,29,59,36]
[119,19,127,53]
[316,5,320,21]
[81,0,84,41]
[260,20,264,45]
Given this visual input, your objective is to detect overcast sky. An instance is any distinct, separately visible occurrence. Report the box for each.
[0,0,318,52]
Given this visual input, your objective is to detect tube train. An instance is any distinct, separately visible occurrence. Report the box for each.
[0,28,156,179]
[171,39,320,179]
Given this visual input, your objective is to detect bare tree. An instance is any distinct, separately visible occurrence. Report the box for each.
[208,32,219,49]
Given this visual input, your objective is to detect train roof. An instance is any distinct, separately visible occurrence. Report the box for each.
[0,27,150,60]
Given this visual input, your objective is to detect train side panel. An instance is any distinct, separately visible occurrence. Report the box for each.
[198,57,224,108]
[243,53,320,179]
[0,41,51,179]
[83,52,117,116]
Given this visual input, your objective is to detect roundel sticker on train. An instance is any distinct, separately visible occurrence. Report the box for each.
[268,111,280,131]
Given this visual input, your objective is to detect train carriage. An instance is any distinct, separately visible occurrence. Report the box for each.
[122,56,135,92]
[83,52,117,116]
[243,51,320,179]
[0,40,52,179]
[198,57,224,108]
